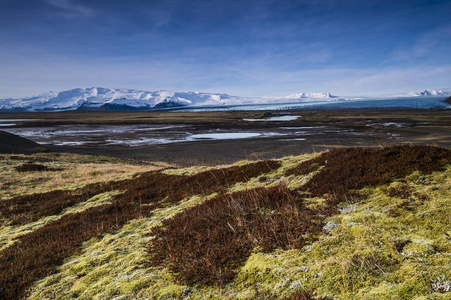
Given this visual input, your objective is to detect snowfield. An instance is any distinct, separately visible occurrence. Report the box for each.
[0,87,449,111]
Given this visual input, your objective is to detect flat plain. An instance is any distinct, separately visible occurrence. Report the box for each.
[1,109,450,165]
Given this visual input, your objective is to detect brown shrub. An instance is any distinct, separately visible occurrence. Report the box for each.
[287,145,451,204]
[0,199,150,300]
[285,159,322,177]
[149,185,329,286]
[147,146,450,288]
[2,160,278,228]
[0,180,126,226]
[0,159,279,299]
[14,163,59,172]
[114,159,280,206]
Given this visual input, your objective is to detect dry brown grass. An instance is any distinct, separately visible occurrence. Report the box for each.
[0,154,167,199]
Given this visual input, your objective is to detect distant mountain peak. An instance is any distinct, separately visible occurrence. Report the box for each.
[284,92,336,99]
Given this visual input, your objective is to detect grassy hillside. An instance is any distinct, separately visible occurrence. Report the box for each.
[0,146,450,299]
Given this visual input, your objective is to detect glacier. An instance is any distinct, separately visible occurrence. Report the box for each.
[0,87,449,112]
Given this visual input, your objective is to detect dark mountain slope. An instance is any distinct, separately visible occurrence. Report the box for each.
[0,130,44,154]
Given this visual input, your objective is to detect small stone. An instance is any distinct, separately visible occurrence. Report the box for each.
[323,221,338,233]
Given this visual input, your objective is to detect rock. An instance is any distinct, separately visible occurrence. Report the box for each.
[323,221,338,233]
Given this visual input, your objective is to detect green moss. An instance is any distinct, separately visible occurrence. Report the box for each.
[15,156,451,299]
[0,191,119,251]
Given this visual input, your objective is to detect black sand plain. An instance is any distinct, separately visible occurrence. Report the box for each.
[1,109,450,166]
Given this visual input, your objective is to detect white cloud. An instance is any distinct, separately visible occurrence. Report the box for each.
[44,0,94,18]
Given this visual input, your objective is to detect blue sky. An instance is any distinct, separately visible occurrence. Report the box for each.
[1,0,450,98]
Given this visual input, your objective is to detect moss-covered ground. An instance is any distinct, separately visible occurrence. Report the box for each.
[0,147,449,299]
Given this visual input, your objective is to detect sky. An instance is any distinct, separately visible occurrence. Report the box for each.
[1,0,451,98]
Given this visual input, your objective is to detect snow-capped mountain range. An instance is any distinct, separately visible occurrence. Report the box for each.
[0,88,238,111]
[407,89,450,97]
[0,87,449,111]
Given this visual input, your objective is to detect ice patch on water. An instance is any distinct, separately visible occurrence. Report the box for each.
[382,122,404,127]
[243,116,299,122]
[53,141,89,146]
[279,126,325,130]
[106,138,178,146]
[190,132,262,140]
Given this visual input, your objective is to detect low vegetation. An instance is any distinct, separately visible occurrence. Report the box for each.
[149,185,330,286]
[0,146,449,299]
[0,158,279,299]
[14,162,60,172]
[0,153,164,199]
[287,145,450,202]
[0,181,123,226]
